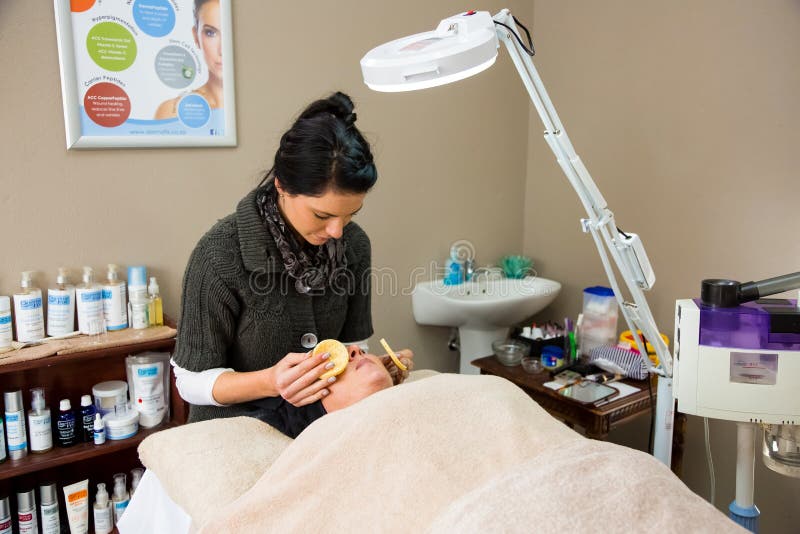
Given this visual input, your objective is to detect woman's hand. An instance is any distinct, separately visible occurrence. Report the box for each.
[379,348,414,385]
[268,351,337,406]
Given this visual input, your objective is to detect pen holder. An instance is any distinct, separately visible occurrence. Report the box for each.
[510,327,566,358]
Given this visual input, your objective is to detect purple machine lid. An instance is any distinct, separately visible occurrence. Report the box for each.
[697,298,800,351]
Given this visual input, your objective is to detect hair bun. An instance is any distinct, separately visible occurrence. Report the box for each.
[297,91,356,124]
[327,91,354,120]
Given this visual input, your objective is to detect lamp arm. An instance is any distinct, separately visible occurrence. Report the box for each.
[493,9,675,465]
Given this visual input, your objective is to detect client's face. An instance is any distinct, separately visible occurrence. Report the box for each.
[324,346,393,411]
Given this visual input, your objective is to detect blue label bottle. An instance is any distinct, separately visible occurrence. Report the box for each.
[57,399,76,447]
[79,395,96,442]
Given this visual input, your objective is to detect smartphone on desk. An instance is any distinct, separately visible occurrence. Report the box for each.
[558,381,618,405]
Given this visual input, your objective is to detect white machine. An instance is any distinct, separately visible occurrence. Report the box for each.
[675,274,800,531]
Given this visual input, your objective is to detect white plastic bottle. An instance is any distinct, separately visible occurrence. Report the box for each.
[93,482,113,534]
[102,264,128,331]
[111,473,130,523]
[39,483,60,534]
[93,412,106,445]
[13,271,44,342]
[47,267,76,337]
[76,267,105,335]
[127,266,149,329]
[28,388,52,453]
[130,468,144,496]
[0,296,11,350]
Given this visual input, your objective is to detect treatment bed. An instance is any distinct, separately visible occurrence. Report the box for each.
[120,371,744,533]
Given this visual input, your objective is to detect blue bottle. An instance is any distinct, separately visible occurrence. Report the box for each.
[57,399,76,447]
[444,257,464,285]
[79,395,96,442]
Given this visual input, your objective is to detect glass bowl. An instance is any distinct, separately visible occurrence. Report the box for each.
[521,356,543,374]
[492,339,526,366]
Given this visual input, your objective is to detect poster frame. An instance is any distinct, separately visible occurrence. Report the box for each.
[53,0,237,149]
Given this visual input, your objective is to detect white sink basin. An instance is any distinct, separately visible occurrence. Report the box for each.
[413,276,561,374]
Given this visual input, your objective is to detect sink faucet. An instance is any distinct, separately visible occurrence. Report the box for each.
[464,258,476,281]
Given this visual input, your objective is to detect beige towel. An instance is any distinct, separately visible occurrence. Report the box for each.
[199,373,740,533]
[138,416,293,527]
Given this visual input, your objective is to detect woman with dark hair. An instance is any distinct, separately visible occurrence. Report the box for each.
[171,92,413,426]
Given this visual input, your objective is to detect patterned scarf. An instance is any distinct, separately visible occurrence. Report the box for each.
[255,180,347,293]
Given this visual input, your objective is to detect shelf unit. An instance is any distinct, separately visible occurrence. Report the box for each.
[0,329,186,530]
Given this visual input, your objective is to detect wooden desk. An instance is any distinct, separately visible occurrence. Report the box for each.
[472,356,685,475]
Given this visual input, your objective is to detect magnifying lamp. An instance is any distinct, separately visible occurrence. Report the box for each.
[361,9,676,468]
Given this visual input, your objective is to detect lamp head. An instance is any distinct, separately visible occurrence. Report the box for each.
[360,10,499,92]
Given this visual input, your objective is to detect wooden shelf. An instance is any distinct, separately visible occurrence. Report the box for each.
[0,422,178,482]
[0,337,177,375]
[0,319,186,488]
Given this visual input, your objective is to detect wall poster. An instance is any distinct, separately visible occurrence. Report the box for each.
[54,0,236,149]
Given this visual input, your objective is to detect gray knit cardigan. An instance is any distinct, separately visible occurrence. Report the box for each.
[173,188,373,422]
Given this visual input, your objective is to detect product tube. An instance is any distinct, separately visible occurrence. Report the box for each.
[0,496,11,534]
[4,390,28,459]
[39,483,60,534]
[0,419,6,463]
[16,489,37,534]
[63,479,89,534]
[127,266,148,330]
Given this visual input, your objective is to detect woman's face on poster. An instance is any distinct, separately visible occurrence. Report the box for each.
[193,0,223,82]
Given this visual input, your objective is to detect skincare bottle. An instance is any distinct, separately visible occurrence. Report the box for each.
[111,473,130,523]
[0,297,12,350]
[28,388,53,453]
[93,483,113,534]
[443,246,465,286]
[4,390,28,459]
[80,394,96,442]
[13,271,44,342]
[76,267,105,335]
[0,495,10,534]
[47,267,76,337]
[102,264,128,331]
[147,277,164,327]
[130,468,144,496]
[56,399,76,448]
[39,483,60,534]
[93,413,106,445]
[127,266,148,329]
[16,489,37,534]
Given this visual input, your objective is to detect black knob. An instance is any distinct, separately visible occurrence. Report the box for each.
[701,279,740,308]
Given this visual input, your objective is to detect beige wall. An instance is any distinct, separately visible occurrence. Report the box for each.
[0,0,531,372]
[525,1,799,531]
[3,0,798,529]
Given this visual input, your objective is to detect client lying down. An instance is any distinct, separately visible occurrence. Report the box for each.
[132,370,744,533]
[118,340,413,534]
[246,340,413,437]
